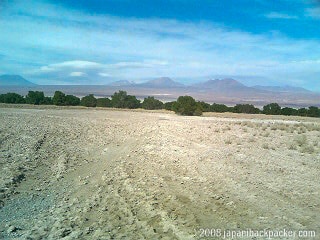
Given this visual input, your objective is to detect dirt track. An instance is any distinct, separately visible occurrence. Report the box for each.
[0,106,319,239]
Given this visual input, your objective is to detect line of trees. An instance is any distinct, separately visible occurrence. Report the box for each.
[0,90,319,118]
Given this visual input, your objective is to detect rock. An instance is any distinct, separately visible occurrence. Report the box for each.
[7,225,17,233]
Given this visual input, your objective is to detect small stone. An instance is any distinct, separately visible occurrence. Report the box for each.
[7,225,17,233]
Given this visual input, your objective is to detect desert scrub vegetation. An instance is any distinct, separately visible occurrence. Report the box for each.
[261,131,270,137]
[301,145,315,154]
[270,125,278,131]
[2,90,320,118]
[291,134,317,154]
[288,144,297,150]
[242,127,248,133]
[295,135,307,147]
[276,123,289,131]
[262,142,276,150]
[172,96,203,116]
[223,125,231,131]
[297,126,307,134]
[293,122,320,133]
[305,123,320,132]
[266,123,289,131]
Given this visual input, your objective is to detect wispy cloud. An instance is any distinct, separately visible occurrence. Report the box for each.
[305,7,320,19]
[98,72,111,77]
[70,72,86,77]
[38,61,103,73]
[33,60,169,79]
[265,12,298,19]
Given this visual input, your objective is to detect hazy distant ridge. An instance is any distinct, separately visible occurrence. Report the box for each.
[1,75,318,107]
[136,77,185,88]
[0,75,37,86]
[253,85,311,93]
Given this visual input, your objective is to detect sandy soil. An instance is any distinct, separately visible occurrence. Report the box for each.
[0,105,319,239]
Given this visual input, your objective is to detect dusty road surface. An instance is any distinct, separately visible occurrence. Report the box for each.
[0,105,319,239]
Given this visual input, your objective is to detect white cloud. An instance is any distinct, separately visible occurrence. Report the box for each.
[34,60,169,75]
[70,72,86,77]
[38,61,95,73]
[306,7,320,19]
[98,73,111,77]
[265,12,298,19]
[53,61,103,69]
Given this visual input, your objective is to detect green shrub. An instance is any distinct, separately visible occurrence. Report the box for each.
[164,101,175,111]
[81,94,97,107]
[193,107,203,116]
[42,97,53,105]
[25,91,45,105]
[307,106,320,118]
[281,107,298,116]
[97,98,112,107]
[111,91,140,109]
[263,103,281,115]
[53,91,79,106]
[210,103,230,112]
[0,92,25,104]
[233,104,260,114]
[172,96,202,116]
[65,95,80,106]
[297,108,308,116]
[142,97,164,110]
[197,101,211,112]
[52,91,66,106]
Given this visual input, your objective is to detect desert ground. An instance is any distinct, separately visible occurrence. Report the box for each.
[0,104,319,239]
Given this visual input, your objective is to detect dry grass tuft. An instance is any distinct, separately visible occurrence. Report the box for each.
[291,134,317,154]
[262,131,270,137]
[295,135,307,147]
[262,143,269,149]
[288,144,297,150]
[301,145,315,154]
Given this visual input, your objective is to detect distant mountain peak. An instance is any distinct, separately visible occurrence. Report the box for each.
[139,77,184,88]
[109,80,135,87]
[193,78,246,90]
[220,78,244,84]
[150,77,178,84]
[0,74,37,86]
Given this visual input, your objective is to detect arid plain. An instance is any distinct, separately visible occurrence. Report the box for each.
[0,105,319,239]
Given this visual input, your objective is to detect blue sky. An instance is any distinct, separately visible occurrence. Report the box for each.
[0,0,320,90]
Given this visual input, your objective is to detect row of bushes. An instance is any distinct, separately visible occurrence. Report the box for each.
[0,90,319,117]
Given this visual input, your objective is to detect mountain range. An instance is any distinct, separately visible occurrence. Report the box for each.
[0,75,319,107]
[0,75,37,86]
[108,77,184,88]
[0,74,313,93]
[109,77,313,94]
